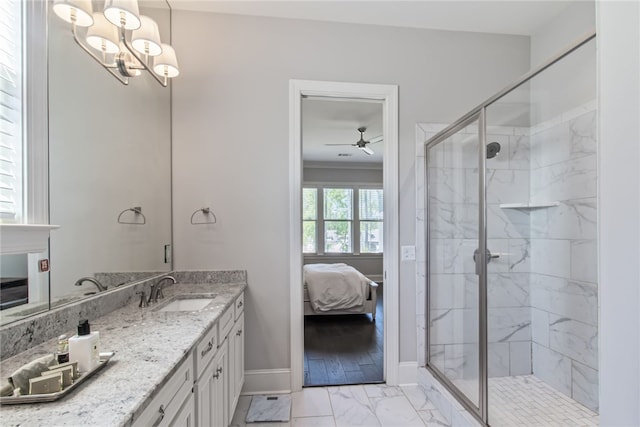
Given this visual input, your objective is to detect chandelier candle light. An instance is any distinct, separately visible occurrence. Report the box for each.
[53,0,179,86]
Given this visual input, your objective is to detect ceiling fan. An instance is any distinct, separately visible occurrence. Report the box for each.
[325,127,383,155]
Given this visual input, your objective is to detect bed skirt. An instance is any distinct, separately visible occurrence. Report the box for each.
[303,281,378,320]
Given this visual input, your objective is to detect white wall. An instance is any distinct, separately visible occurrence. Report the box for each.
[530,1,595,67]
[530,1,596,124]
[597,1,640,424]
[171,11,529,372]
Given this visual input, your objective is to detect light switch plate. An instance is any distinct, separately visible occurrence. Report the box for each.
[401,245,416,261]
[164,244,171,264]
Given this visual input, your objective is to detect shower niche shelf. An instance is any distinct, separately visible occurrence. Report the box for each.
[499,202,560,210]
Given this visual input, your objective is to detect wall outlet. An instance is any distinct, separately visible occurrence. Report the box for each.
[401,245,415,261]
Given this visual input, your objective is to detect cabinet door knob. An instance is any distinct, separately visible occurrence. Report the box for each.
[216,367,223,374]
[237,301,243,308]
[236,329,242,336]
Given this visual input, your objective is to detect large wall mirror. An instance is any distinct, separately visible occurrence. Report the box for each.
[0,0,173,325]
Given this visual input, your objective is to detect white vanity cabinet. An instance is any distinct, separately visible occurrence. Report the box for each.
[229,312,244,415]
[196,339,228,427]
[172,393,196,427]
[132,353,194,427]
[194,291,245,427]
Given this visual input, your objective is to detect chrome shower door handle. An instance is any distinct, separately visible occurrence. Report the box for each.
[473,248,500,275]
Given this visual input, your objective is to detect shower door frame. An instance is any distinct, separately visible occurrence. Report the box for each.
[423,31,597,426]
[424,110,489,423]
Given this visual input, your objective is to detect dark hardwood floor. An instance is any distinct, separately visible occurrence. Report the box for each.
[303,286,384,387]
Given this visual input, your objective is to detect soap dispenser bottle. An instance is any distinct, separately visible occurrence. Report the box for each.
[68,319,100,373]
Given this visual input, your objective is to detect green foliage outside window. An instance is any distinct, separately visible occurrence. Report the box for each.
[302,188,317,253]
[323,189,352,252]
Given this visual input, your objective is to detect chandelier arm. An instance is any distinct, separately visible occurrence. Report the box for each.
[118,27,168,87]
[71,23,129,85]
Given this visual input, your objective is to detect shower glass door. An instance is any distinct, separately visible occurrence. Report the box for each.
[426,115,482,411]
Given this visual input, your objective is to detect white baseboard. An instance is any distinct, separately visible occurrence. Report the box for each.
[241,369,292,395]
[398,361,418,385]
[240,363,415,395]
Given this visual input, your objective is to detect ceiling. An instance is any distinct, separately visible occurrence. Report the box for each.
[167,0,577,164]
[302,98,383,163]
[167,1,576,36]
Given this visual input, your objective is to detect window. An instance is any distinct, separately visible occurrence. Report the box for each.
[359,189,383,253]
[0,0,23,222]
[324,188,353,252]
[302,188,317,253]
[303,185,383,254]
[0,1,51,255]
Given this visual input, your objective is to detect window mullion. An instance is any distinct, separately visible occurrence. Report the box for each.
[353,187,359,255]
[318,186,324,255]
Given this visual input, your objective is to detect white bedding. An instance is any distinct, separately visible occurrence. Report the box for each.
[303,263,368,313]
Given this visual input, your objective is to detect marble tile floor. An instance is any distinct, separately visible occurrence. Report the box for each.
[246,395,292,422]
[231,384,450,427]
[489,375,599,427]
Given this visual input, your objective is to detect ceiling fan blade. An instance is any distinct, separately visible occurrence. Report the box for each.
[360,146,374,155]
[369,135,383,143]
[325,143,356,146]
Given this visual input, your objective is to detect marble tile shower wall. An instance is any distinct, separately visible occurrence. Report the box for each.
[528,105,598,411]
[426,123,532,383]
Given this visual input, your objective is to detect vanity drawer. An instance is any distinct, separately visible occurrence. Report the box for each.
[218,307,234,344]
[133,353,194,427]
[234,292,244,320]
[195,325,218,380]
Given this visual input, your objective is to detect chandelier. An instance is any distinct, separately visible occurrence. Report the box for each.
[52,0,179,87]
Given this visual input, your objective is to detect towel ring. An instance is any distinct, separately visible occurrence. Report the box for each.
[190,207,217,225]
[117,207,146,225]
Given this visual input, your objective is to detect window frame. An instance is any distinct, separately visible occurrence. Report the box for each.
[302,182,383,256]
[0,0,52,255]
[358,187,384,254]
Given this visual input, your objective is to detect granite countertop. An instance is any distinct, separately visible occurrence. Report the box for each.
[0,281,246,426]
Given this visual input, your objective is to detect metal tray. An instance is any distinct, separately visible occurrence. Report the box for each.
[0,351,115,405]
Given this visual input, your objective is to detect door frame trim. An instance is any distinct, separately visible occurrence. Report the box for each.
[289,79,399,391]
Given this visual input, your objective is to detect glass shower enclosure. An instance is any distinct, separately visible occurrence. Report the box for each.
[425,33,597,425]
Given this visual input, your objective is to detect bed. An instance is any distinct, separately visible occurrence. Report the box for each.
[303,263,379,320]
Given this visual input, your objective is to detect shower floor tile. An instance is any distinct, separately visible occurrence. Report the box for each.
[489,375,598,426]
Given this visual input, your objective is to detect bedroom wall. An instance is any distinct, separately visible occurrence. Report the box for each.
[171,11,529,379]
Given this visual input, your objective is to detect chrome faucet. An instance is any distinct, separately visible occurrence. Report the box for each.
[148,275,176,303]
[74,277,107,292]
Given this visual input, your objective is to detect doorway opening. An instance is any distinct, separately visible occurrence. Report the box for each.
[301,98,384,386]
[289,80,399,391]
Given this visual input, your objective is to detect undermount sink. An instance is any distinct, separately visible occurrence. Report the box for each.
[156,296,215,312]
